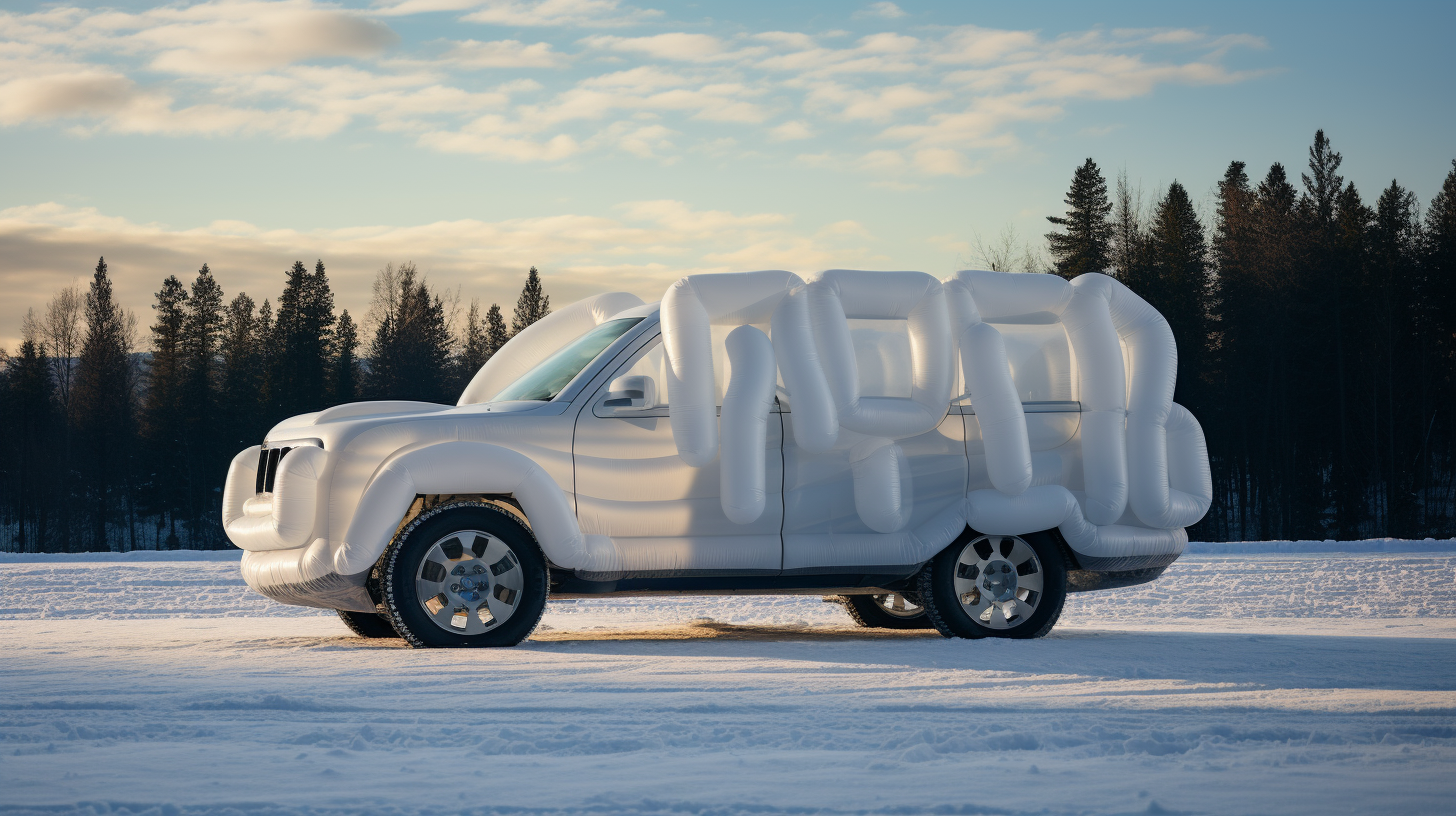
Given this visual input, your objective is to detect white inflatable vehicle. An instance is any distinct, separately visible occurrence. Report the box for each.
[223,270,1211,647]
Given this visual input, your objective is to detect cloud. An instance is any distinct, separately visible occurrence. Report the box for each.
[138,7,399,74]
[0,5,1268,171]
[0,199,885,348]
[769,120,813,141]
[458,0,660,27]
[581,33,765,63]
[0,72,136,123]
[439,39,564,68]
[853,2,906,20]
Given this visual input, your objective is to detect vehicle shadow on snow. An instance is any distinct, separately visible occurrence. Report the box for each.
[276,618,1456,693]
[519,622,1456,693]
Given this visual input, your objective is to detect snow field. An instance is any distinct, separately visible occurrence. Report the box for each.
[0,549,1454,815]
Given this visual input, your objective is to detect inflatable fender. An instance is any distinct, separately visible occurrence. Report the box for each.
[332,441,621,576]
[223,445,328,551]
[458,291,644,406]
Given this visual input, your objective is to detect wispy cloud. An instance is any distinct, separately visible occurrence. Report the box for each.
[0,3,1267,174]
[0,196,888,346]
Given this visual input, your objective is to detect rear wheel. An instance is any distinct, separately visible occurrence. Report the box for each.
[840,592,933,630]
[380,502,548,648]
[336,609,398,639]
[919,531,1066,640]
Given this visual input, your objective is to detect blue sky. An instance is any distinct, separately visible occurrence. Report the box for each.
[1,0,1452,348]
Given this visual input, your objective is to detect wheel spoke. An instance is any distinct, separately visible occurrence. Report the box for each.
[1007,538,1036,567]
[1018,570,1044,594]
[419,560,446,584]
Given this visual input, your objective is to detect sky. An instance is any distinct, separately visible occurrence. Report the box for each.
[1,0,1452,349]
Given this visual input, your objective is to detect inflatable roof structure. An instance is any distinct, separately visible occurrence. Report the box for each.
[460,268,1212,562]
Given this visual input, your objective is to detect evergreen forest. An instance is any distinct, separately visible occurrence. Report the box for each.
[2,130,1454,550]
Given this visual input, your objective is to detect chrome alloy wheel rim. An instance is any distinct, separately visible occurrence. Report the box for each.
[951,534,1044,630]
[870,592,924,618]
[414,530,525,635]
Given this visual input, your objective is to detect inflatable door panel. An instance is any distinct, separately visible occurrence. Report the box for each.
[573,337,783,573]
[782,411,966,570]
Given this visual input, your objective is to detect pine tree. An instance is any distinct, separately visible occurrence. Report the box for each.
[3,327,58,552]
[330,309,361,405]
[1364,180,1421,535]
[485,303,509,356]
[366,263,454,403]
[1302,130,1345,228]
[1110,170,1148,280]
[455,300,490,392]
[1425,161,1456,365]
[71,258,136,551]
[511,267,550,335]
[139,275,189,547]
[1132,181,1210,406]
[179,264,226,546]
[1045,158,1114,279]
[220,293,265,453]
[270,261,335,417]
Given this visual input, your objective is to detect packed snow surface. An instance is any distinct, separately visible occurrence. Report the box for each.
[2,546,1454,815]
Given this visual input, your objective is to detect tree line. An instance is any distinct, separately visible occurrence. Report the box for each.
[1041,131,1456,541]
[0,261,550,552]
[4,128,1453,550]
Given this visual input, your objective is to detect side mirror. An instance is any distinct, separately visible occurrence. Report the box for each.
[604,375,657,409]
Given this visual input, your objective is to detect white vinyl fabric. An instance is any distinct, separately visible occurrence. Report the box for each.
[951,270,1213,561]
[773,270,955,533]
[659,270,802,522]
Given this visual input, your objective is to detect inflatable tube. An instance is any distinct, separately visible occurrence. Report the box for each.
[334,441,621,576]
[1131,402,1213,528]
[954,270,1127,524]
[960,321,1032,496]
[807,270,954,438]
[772,270,954,533]
[458,291,644,406]
[770,287,837,453]
[948,269,1207,562]
[964,485,1186,563]
[849,438,914,534]
[223,445,328,551]
[660,270,800,467]
[719,325,778,524]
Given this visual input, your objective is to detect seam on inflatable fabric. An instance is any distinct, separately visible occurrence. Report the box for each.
[776,407,787,572]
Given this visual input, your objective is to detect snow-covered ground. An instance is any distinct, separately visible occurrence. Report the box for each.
[2,546,1454,815]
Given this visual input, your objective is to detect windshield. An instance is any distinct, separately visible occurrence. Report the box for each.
[491,318,643,402]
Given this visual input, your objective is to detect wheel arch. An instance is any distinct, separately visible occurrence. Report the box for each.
[333,441,620,578]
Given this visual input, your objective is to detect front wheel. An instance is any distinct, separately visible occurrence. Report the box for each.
[379,502,548,648]
[336,609,398,639]
[918,531,1066,639]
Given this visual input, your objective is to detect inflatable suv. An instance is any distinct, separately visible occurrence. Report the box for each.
[223,270,1211,647]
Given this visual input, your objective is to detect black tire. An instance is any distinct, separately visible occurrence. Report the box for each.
[919,530,1066,640]
[336,609,399,639]
[380,502,548,648]
[839,593,934,630]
